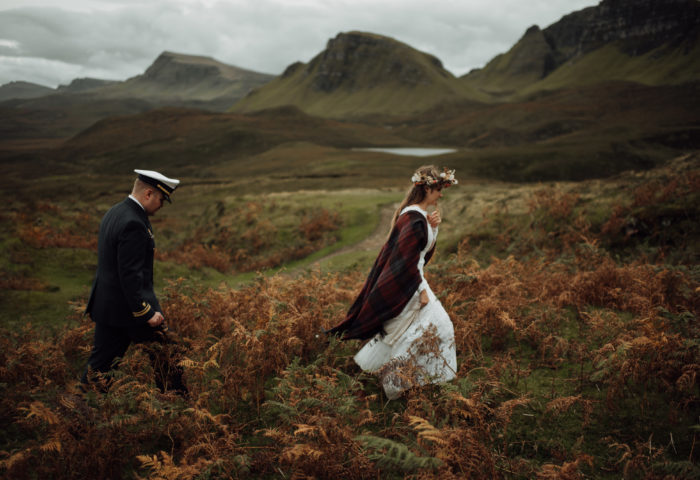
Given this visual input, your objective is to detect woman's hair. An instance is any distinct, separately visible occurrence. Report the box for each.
[388,165,441,233]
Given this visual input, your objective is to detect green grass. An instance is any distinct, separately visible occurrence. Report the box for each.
[0,186,404,330]
[0,246,93,332]
[521,41,700,96]
[463,35,700,101]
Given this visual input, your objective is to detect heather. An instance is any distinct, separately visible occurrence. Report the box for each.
[1,157,698,479]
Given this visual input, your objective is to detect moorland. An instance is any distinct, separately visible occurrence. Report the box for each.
[1,0,699,478]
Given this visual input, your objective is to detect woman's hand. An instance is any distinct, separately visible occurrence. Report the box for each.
[428,209,441,228]
[420,289,429,308]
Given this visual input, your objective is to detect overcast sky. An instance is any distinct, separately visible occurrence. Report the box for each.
[0,0,597,88]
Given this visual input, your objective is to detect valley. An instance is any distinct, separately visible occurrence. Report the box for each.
[0,0,698,477]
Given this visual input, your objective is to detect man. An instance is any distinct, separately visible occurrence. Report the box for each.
[82,169,185,393]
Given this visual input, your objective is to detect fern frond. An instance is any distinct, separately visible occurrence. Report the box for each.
[408,416,447,445]
[356,435,442,472]
[293,424,318,438]
[178,357,197,368]
[136,454,160,471]
[39,433,62,453]
[0,449,28,470]
[282,443,323,463]
[21,401,59,425]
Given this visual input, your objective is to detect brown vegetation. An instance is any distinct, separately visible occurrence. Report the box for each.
[1,171,698,478]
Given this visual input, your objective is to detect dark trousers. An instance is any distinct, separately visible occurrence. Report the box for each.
[82,321,186,394]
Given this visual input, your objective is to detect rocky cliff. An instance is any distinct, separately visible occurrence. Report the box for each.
[308,32,450,92]
[232,31,485,118]
[463,0,700,96]
[56,78,119,94]
[94,51,275,110]
[544,0,700,62]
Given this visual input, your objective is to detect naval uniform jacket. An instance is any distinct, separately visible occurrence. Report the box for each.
[86,197,161,326]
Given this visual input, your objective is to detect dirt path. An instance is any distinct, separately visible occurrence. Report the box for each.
[307,201,398,268]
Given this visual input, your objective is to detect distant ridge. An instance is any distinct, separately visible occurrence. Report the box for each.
[463,0,700,98]
[231,31,486,118]
[0,52,276,141]
[0,52,275,111]
[56,78,120,94]
[233,0,700,118]
[93,51,275,111]
[0,81,53,101]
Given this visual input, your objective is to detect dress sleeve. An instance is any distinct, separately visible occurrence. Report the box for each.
[417,225,437,292]
[424,226,438,265]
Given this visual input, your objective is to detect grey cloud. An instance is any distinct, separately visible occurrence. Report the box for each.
[0,0,597,87]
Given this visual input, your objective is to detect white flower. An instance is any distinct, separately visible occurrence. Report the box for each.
[411,173,421,183]
[440,172,446,178]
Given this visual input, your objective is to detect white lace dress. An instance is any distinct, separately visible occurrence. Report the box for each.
[353,205,457,399]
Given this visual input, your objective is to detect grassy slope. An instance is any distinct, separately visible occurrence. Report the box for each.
[520,40,700,96]
[12,77,694,193]
[43,107,417,178]
[461,27,552,96]
[464,36,700,101]
[390,81,700,181]
[231,33,487,118]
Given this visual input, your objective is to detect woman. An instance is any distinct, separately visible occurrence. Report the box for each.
[328,165,458,399]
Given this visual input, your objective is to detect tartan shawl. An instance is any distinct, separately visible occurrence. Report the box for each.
[328,210,435,340]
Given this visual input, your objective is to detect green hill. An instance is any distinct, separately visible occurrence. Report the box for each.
[463,0,700,99]
[35,106,418,190]
[0,81,54,101]
[231,31,487,118]
[90,51,275,111]
[518,37,700,95]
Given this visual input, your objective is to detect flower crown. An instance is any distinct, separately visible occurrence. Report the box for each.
[411,168,458,188]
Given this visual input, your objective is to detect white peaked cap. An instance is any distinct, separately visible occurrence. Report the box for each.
[134,169,180,202]
[134,169,180,190]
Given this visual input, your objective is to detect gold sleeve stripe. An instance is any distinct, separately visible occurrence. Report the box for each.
[133,304,152,317]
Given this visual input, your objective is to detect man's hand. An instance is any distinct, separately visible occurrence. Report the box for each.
[428,209,441,228]
[147,311,165,328]
[420,289,429,308]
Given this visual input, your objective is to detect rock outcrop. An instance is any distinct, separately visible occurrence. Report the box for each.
[463,0,700,95]
[56,78,119,94]
[543,0,700,63]
[231,31,484,118]
[308,32,450,92]
[100,52,275,110]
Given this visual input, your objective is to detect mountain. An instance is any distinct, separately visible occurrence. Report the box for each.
[0,52,274,110]
[231,31,487,118]
[0,52,275,145]
[463,0,700,98]
[0,81,54,101]
[92,51,275,111]
[56,78,120,94]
